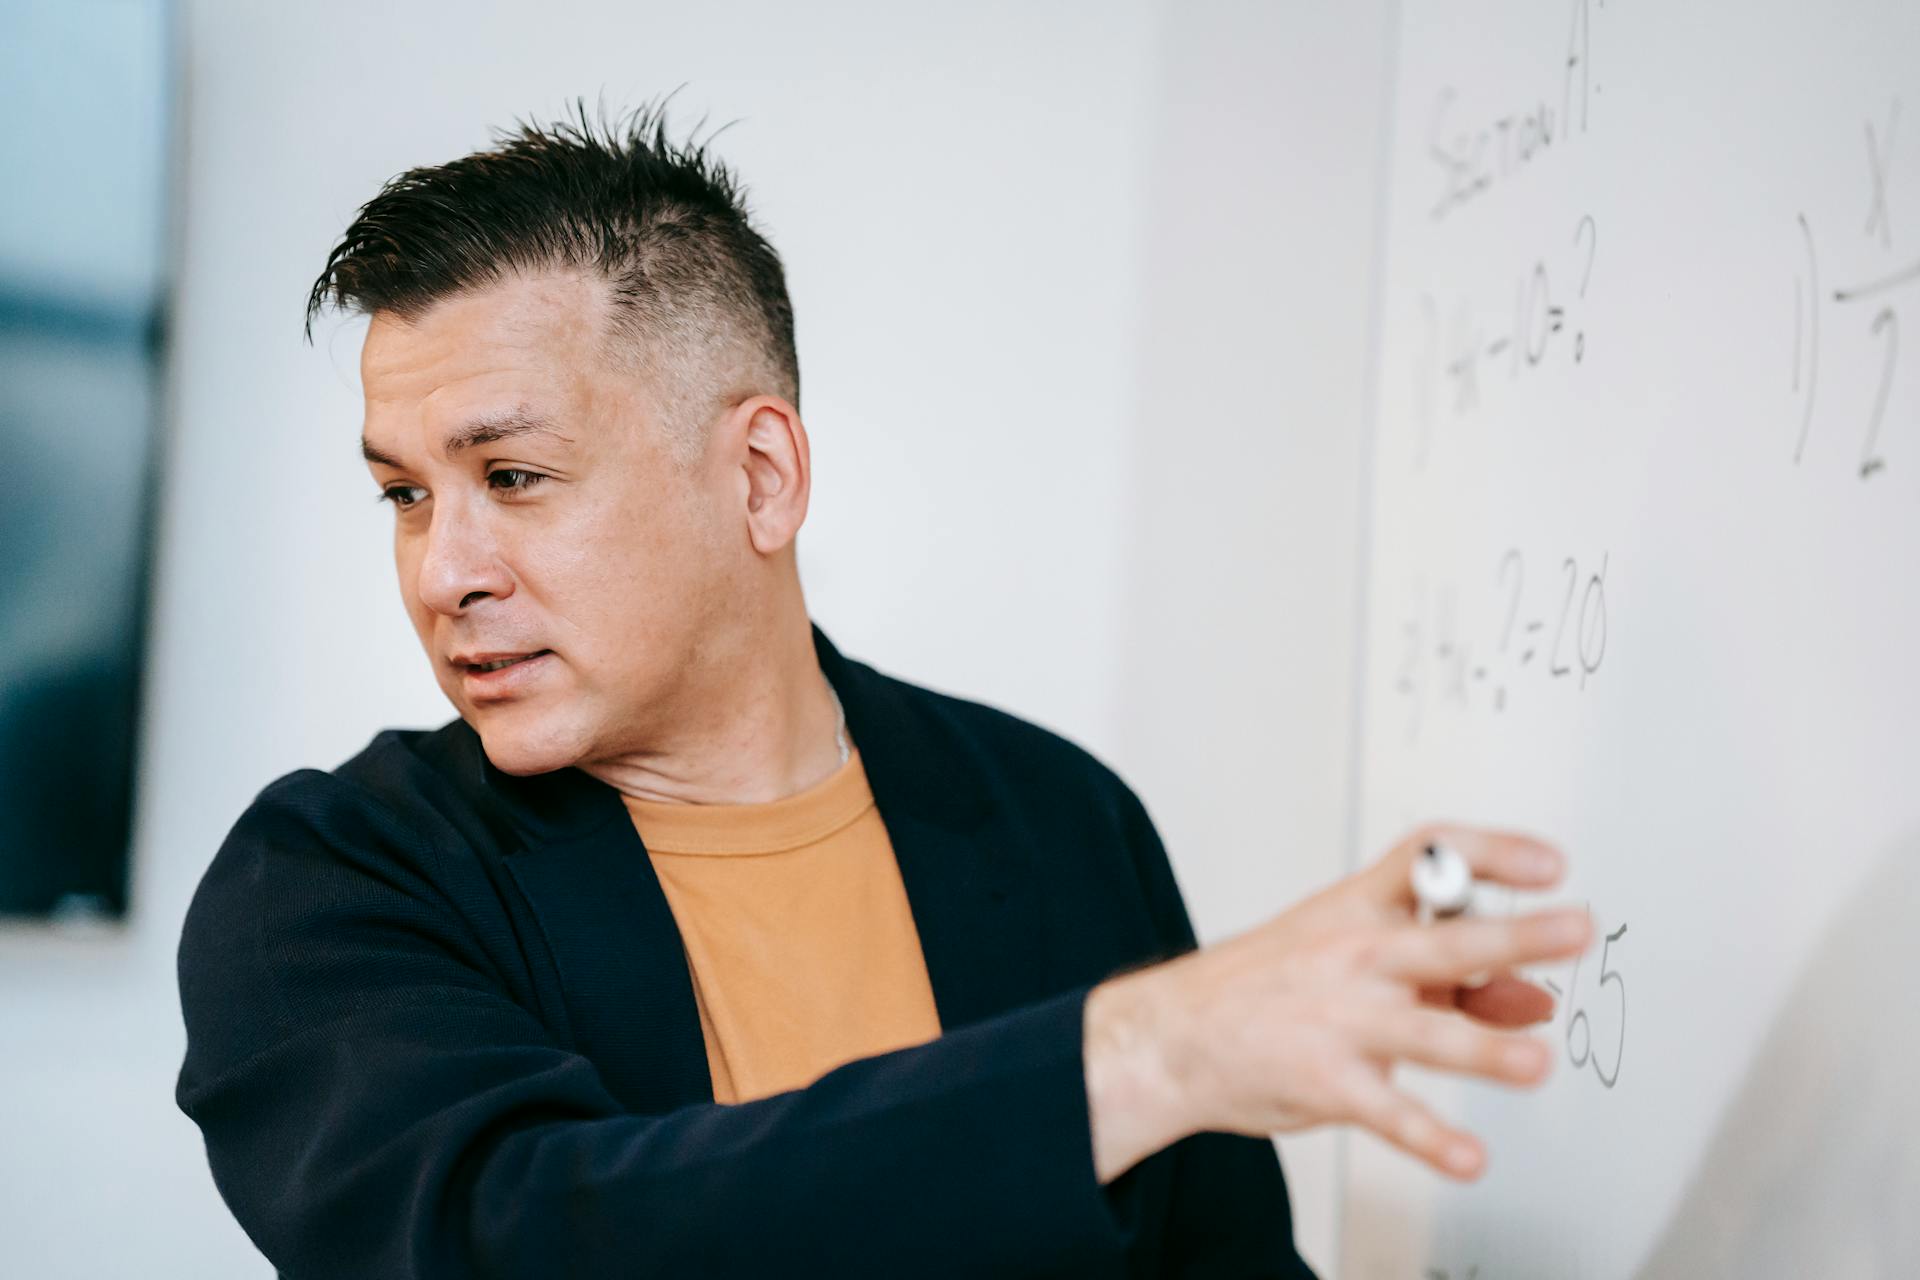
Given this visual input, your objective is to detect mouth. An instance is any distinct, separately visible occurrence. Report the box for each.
[464,651,550,673]
[454,649,555,695]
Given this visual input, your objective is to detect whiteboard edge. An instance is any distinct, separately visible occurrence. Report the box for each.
[1332,1,1407,1276]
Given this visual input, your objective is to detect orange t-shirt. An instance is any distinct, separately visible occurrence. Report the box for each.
[620,747,944,1104]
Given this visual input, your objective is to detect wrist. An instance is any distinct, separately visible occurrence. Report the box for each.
[1082,961,1201,1183]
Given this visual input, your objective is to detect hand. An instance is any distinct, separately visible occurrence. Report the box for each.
[1083,825,1592,1183]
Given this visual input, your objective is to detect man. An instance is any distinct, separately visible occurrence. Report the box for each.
[176,104,1592,1277]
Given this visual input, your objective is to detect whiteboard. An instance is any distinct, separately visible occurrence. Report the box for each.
[1341,2,1920,1276]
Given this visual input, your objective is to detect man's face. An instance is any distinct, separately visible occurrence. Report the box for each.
[359,271,744,775]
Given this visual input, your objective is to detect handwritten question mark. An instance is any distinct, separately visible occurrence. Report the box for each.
[1574,214,1598,362]
[1494,550,1524,711]
[1498,549,1524,652]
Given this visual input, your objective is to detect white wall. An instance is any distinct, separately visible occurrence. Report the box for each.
[1114,7,1392,1274]
[0,3,1387,1275]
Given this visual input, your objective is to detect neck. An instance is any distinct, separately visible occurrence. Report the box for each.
[578,593,846,807]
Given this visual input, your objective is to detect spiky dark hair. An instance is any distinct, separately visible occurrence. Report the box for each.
[306,96,799,436]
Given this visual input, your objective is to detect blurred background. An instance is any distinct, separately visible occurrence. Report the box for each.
[0,0,1390,1273]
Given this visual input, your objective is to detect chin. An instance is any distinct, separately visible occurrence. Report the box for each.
[467,705,596,777]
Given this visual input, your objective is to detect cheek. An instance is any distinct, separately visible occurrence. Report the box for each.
[541,494,729,642]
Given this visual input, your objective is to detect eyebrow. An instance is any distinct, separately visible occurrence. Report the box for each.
[361,408,574,468]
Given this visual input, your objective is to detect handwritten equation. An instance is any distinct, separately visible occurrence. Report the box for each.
[1415,215,1600,465]
[1792,98,1914,480]
[1543,906,1629,1090]
[1394,549,1611,741]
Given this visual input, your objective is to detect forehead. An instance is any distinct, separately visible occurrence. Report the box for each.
[359,271,621,444]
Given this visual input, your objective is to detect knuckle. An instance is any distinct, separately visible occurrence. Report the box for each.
[1466,919,1513,965]
[1412,928,1466,979]
[1319,927,1384,975]
[1336,1059,1382,1113]
[1393,1104,1437,1153]
[1412,1015,1460,1062]
[1311,1050,1360,1104]
[1469,1030,1512,1074]
[1346,934,1391,975]
[1358,924,1415,974]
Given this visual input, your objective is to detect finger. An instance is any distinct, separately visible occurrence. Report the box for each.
[1451,974,1557,1026]
[1373,908,1593,985]
[1370,824,1568,910]
[1357,1005,1553,1087]
[1341,1067,1486,1180]
[1420,972,1558,1024]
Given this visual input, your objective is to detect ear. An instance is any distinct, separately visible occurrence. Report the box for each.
[732,395,811,555]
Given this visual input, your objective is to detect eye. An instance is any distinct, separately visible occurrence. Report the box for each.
[488,468,548,495]
[377,484,426,510]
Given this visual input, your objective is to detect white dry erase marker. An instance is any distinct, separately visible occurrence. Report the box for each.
[1410,840,1474,922]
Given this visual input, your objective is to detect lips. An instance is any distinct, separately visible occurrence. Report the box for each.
[468,652,548,673]
[451,649,552,673]
[452,649,555,700]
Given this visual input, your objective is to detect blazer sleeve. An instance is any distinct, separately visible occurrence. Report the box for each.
[1107,774,1322,1279]
[175,770,1131,1279]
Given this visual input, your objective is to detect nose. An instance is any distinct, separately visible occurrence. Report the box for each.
[414,500,514,617]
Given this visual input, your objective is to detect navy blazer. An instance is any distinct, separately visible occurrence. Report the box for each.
[176,625,1315,1277]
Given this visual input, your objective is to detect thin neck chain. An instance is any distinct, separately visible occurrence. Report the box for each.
[826,679,850,765]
